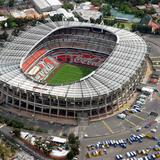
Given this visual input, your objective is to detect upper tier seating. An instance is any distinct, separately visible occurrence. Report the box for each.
[22,48,47,72]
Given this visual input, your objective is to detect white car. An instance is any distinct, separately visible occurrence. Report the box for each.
[130,109,138,113]
[136,101,144,105]
[151,128,157,133]
[117,113,126,119]
[126,152,131,158]
[140,94,147,99]
[138,98,146,103]
[84,134,88,138]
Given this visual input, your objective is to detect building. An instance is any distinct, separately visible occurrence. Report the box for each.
[48,8,77,21]
[140,15,160,32]
[31,0,62,13]
[74,2,102,22]
[20,131,69,159]
[0,21,147,123]
[10,8,45,19]
[0,16,8,22]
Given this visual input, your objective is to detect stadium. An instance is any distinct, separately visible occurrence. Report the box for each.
[0,21,147,121]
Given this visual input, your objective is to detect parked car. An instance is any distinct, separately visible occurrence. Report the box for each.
[136,127,142,132]
[130,109,138,113]
[138,98,146,103]
[136,100,144,105]
[117,113,126,120]
[140,94,147,99]
[151,129,157,133]
[149,112,158,117]
[135,103,143,108]
[134,107,141,112]
[115,154,123,160]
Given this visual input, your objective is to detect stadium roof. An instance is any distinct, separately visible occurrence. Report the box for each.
[0,21,147,99]
[46,0,62,6]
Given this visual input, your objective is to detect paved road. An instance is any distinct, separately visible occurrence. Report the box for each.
[142,34,160,57]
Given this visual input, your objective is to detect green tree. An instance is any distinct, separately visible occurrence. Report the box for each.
[91,0,101,6]
[102,4,111,17]
[9,0,14,7]
[63,2,74,10]
[120,23,125,28]
[67,133,80,160]
[90,17,96,23]
[1,31,8,41]
[0,0,5,6]
[67,150,75,160]
[12,128,21,138]
[68,133,79,145]
[50,14,63,21]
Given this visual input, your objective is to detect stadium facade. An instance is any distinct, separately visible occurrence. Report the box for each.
[0,21,147,121]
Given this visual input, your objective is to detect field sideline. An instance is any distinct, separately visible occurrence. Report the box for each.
[46,63,94,85]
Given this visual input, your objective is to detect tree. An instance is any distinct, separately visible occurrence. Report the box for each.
[50,14,63,21]
[90,17,96,23]
[67,133,80,160]
[132,23,152,33]
[13,128,21,138]
[67,150,75,160]
[0,31,8,41]
[0,0,5,6]
[63,2,74,10]
[120,23,125,28]
[68,133,79,145]
[8,0,14,7]
[12,28,20,36]
[102,4,111,17]
[91,0,101,6]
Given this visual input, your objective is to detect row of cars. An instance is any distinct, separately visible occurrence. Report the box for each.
[86,133,145,158]
[127,134,144,144]
[116,146,160,160]
[86,131,160,159]
[117,94,148,120]
[116,153,159,160]
[115,137,160,160]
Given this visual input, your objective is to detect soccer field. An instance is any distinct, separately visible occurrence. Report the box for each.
[47,63,94,85]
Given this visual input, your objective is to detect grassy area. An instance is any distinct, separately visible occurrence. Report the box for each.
[114,22,133,31]
[47,63,94,85]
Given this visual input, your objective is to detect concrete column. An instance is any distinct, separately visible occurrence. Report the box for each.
[12,89,15,106]
[111,93,114,113]
[49,107,51,117]
[33,94,36,113]
[116,91,119,109]
[19,91,21,110]
[57,97,59,107]
[120,89,124,106]
[26,93,29,110]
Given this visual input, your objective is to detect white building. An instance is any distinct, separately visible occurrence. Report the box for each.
[74,2,102,22]
[48,8,78,21]
[31,0,62,13]
[0,16,8,22]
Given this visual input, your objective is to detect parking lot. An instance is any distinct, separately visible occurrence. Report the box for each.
[79,87,160,160]
[80,120,160,160]
[79,90,160,138]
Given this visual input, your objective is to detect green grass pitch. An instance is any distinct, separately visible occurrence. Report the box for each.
[47,63,94,85]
